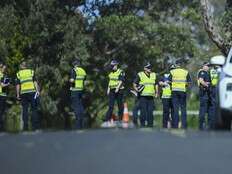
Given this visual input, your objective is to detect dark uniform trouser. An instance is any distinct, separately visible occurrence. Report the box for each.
[105,90,124,121]
[21,93,39,130]
[132,97,140,125]
[71,91,85,129]
[0,96,6,130]
[172,91,187,129]
[162,98,174,128]
[199,89,215,130]
[139,96,154,127]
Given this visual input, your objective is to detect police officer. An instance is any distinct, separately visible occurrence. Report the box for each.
[169,62,191,129]
[0,62,10,131]
[159,67,174,128]
[102,60,125,127]
[198,62,212,130]
[133,62,158,127]
[209,65,219,129]
[16,61,40,131]
[70,59,87,129]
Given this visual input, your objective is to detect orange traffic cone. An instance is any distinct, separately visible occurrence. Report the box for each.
[122,102,129,123]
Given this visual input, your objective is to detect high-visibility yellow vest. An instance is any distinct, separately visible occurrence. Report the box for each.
[170,68,188,92]
[17,69,36,94]
[210,68,219,86]
[0,71,6,96]
[138,71,156,97]
[162,74,171,99]
[108,69,123,89]
[71,67,86,91]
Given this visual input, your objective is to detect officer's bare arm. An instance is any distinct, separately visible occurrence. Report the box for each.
[155,84,159,97]
[16,84,20,98]
[0,82,9,87]
[115,81,122,93]
[69,78,74,83]
[199,78,209,87]
[159,81,165,86]
[34,81,40,92]
[107,86,110,95]
[133,83,138,92]
[116,81,122,89]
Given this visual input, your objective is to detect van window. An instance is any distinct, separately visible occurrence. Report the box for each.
[227,83,232,91]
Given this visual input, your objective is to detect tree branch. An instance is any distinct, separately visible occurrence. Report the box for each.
[200,0,230,55]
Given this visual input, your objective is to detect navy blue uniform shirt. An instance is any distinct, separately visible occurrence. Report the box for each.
[159,74,171,83]
[198,70,210,85]
[1,74,10,94]
[198,69,211,94]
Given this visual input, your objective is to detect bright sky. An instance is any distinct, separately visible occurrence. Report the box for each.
[78,0,115,17]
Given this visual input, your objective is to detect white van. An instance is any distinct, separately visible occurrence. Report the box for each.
[210,48,232,130]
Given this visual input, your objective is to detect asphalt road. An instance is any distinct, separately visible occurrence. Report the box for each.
[0,129,232,174]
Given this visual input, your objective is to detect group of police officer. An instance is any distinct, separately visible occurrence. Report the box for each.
[100,59,218,130]
[100,59,192,129]
[130,61,191,129]
[0,61,40,131]
[0,59,218,131]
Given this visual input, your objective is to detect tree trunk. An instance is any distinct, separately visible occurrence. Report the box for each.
[200,0,230,55]
[227,0,232,8]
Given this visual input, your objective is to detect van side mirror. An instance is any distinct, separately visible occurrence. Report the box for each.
[210,55,225,66]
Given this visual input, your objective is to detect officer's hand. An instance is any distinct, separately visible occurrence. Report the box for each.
[164,82,169,86]
[107,88,110,96]
[5,83,10,87]
[36,91,40,97]
[134,87,139,92]
[115,88,119,93]
[16,95,21,101]
[2,83,10,87]
[205,82,210,87]
[155,93,158,98]
[69,78,74,83]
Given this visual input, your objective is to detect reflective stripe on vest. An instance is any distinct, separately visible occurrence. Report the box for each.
[170,68,188,92]
[138,71,156,97]
[162,86,172,98]
[17,69,35,94]
[210,68,219,86]
[71,67,86,91]
[108,69,122,89]
[0,72,6,96]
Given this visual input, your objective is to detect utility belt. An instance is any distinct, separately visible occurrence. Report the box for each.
[199,85,210,91]
[210,85,216,89]
[199,87,211,97]
[139,96,154,100]
[110,87,124,93]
